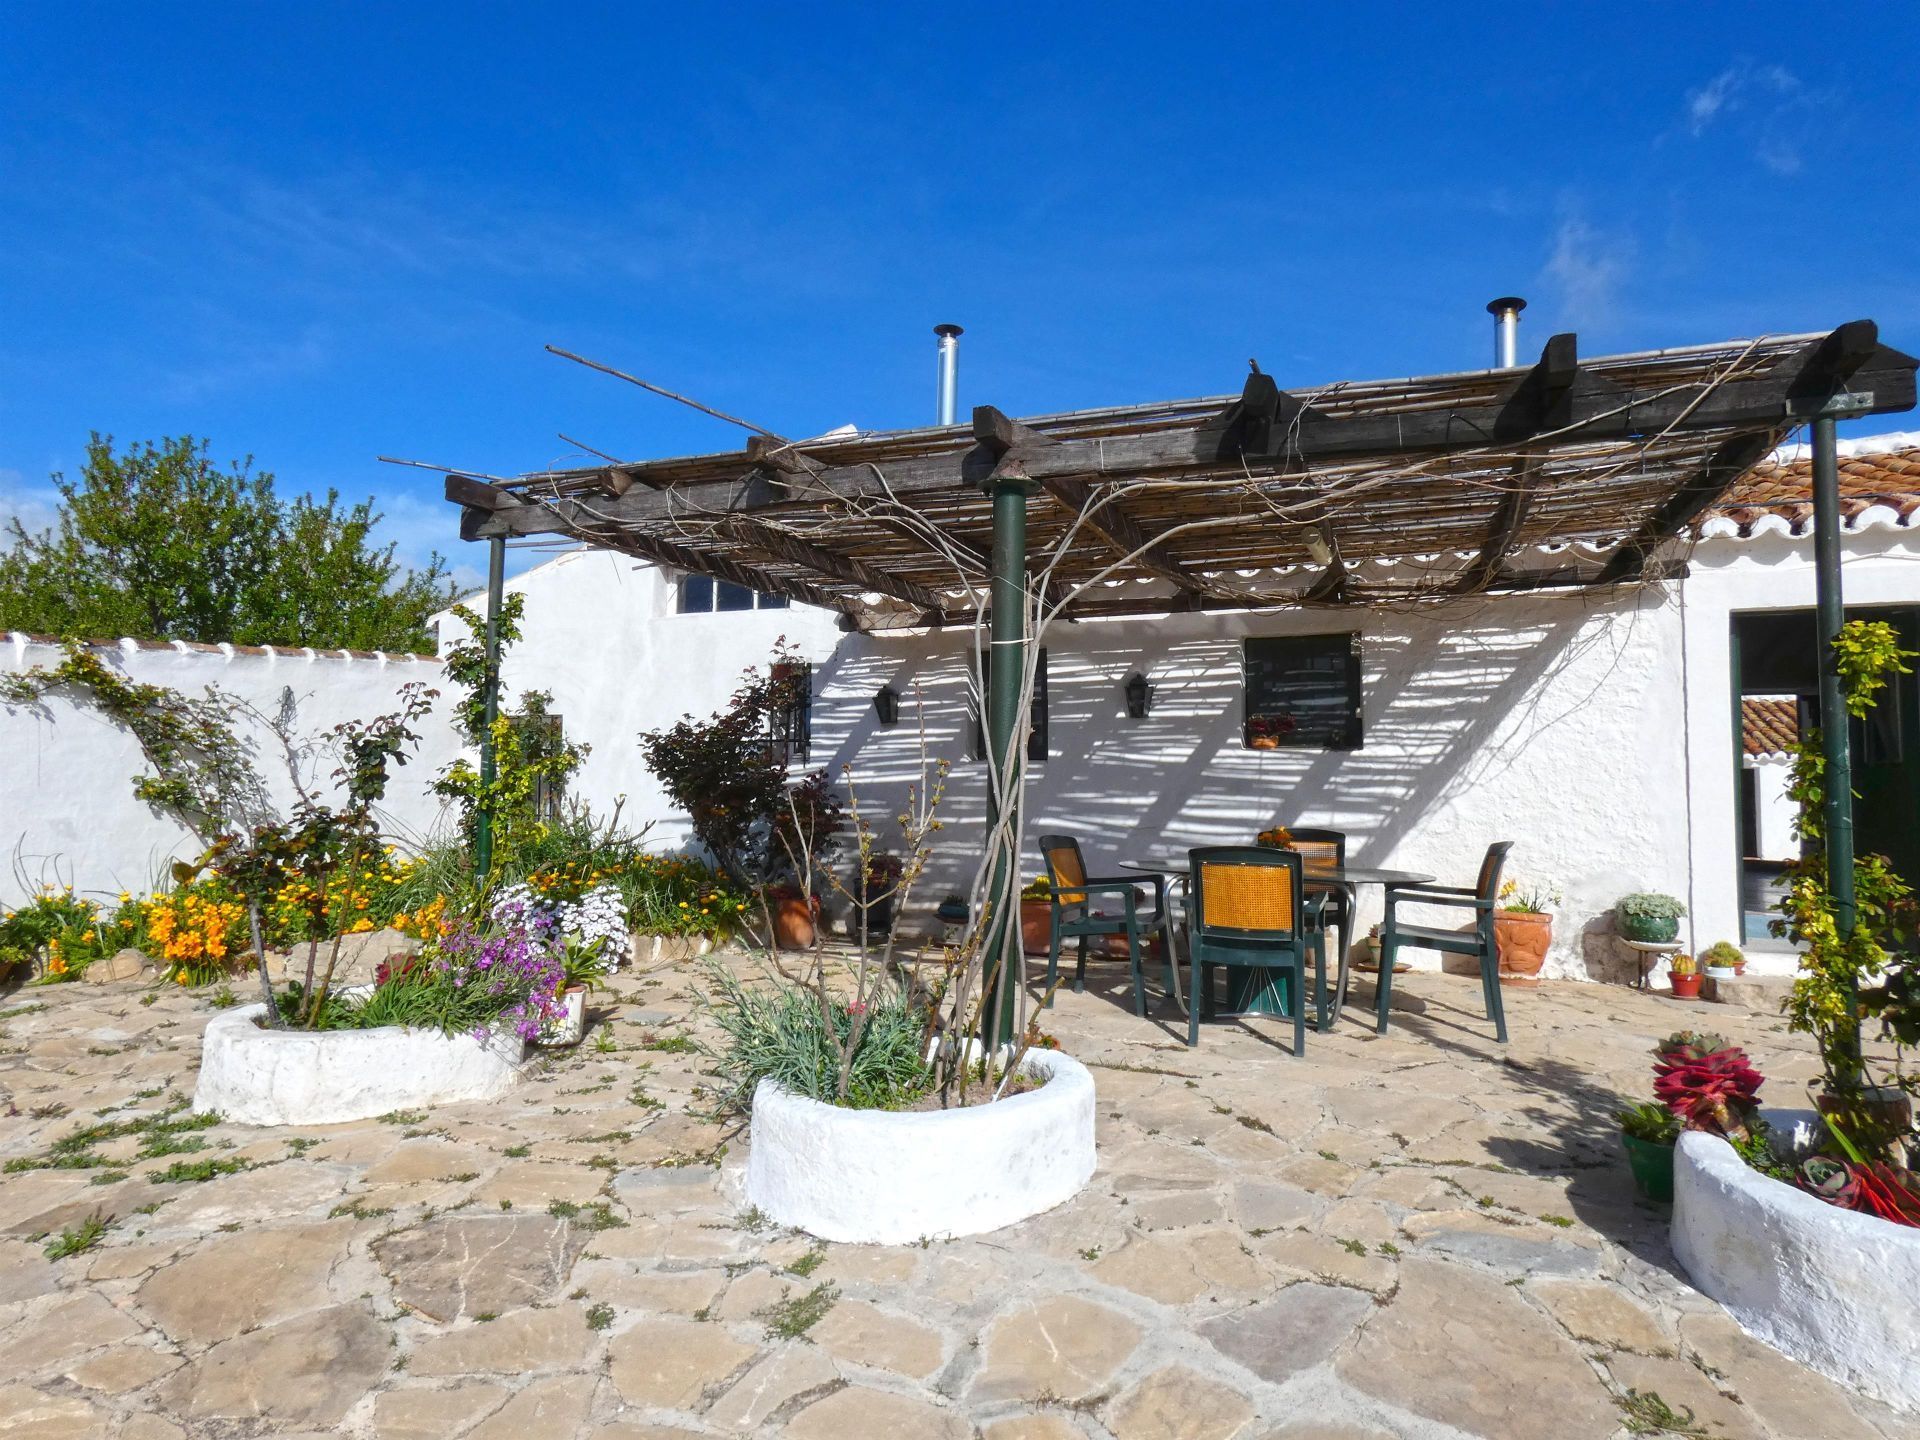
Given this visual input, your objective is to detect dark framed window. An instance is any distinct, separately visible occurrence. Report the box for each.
[508,708,567,821]
[974,648,1048,764]
[769,661,812,765]
[677,574,790,613]
[1243,633,1362,749]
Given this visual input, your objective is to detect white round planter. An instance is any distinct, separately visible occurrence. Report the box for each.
[193,1003,528,1126]
[1673,1129,1920,1413]
[745,1050,1096,1244]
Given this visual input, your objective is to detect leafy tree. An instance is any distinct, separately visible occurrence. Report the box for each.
[0,434,457,651]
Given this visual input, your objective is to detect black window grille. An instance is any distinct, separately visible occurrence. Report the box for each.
[769,661,812,765]
[1243,633,1363,750]
[678,574,790,613]
[974,648,1048,764]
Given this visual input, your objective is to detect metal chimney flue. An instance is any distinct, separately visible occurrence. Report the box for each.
[1486,296,1526,369]
[934,323,963,424]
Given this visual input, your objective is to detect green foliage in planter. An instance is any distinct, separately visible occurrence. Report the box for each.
[1617,1102,1680,1144]
[1616,893,1687,924]
[699,962,934,1114]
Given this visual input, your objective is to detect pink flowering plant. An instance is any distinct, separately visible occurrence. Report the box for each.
[347,914,566,1042]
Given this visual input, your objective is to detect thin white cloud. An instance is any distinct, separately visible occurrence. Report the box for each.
[0,468,60,541]
[1681,60,1814,174]
[1542,211,1630,328]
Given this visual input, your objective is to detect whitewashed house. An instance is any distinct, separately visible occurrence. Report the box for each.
[452,430,1920,981]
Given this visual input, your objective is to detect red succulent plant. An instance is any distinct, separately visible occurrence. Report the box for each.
[1651,1032,1763,1140]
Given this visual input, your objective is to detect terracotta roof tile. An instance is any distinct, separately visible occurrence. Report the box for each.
[1710,442,1920,537]
[1741,697,1799,758]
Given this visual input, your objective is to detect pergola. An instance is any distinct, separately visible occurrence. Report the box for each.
[442,320,1915,1044]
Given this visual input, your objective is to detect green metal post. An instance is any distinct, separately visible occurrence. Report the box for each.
[981,476,1029,1051]
[1810,411,1860,1080]
[474,534,506,878]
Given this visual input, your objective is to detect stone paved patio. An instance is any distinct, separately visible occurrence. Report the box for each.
[1,958,1914,1439]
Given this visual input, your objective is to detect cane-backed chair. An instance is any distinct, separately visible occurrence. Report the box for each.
[1285,827,1357,1017]
[1037,833,1176,1016]
[1184,845,1328,1054]
[1376,841,1512,1042]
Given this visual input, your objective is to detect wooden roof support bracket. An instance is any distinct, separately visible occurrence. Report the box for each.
[973,404,1216,606]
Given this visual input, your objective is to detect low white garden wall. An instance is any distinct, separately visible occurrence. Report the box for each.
[1672,1129,1920,1413]
[745,1049,1096,1244]
[193,1003,527,1126]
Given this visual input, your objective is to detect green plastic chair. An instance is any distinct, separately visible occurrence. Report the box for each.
[1376,841,1512,1043]
[1037,834,1176,1016]
[1184,845,1329,1055]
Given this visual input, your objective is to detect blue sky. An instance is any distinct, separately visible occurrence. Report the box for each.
[4,5,1918,588]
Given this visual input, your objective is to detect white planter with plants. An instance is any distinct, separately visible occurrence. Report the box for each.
[745,1047,1097,1243]
[195,1000,529,1126]
[1674,1128,1920,1413]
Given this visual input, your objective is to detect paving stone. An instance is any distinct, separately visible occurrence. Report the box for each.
[1091,1228,1271,1306]
[364,1138,495,1186]
[1605,1352,1763,1439]
[118,1416,186,1440]
[714,1266,793,1321]
[467,1372,599,1440]
[1399,1209,1602,1278]
[1273,1153,1359,1197]
[1256,1232,1397,1295]
[156,1303,388,1426]
[1107,1364,1255,1440]
[470,1159,609,1208]
[1338,1259,1615,1440]
[0,1241,60,1304]
[1528,1277,1671,1353]
[408,1302,598,1374]
[1677,1309,1890,1440]
[64,1344,183,1393]
[0,1383,104,1440]
[0,1292,145,1378]
[374,1214,589,1323]
[983,1417,1087,1440]
[1199,1283,1373,1385]
[85,948,148,984]
[971,1295,1143,1404]
[1230,1179,1327,1232]
[811,1297,945,1377]
[607,1316,757,1408]
[370,1382,509,1439]
[154,1159,348,1229]
[135,1220,352,1345]
[705,1341,842,1429]
[590,1265,729,1316]
[785,1384,972,1440]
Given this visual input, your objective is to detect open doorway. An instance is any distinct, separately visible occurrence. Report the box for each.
[1731,607,1920,945]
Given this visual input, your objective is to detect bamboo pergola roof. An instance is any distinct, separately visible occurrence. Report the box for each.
[443,322,1917,629]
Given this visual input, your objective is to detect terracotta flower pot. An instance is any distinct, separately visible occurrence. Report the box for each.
[1669,972,1703,1000]
[1020,898,1053,955]
[771,896,817,951]
[1493,910,1552,987]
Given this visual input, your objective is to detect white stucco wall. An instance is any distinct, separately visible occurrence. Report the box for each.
[1748,759,1798,862]
[1,635,460,906]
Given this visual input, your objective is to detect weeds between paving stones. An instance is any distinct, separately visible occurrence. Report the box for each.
[148,1156,248,1185]
[585,1302,614,1330]
[43,1212,111,1260]
[787,1247,827,1278]
[1617,1388,1708,1436]
[548,1200,627,1231]
[763,1283,837,1339]
[4,1097,220,1174]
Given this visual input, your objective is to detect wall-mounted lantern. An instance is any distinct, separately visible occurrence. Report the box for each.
[873,684,901,727]
[1124,671,1153,720]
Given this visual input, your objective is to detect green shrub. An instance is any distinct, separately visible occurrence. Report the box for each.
[699,963,934,1113]
[1617,1102,1680,1144]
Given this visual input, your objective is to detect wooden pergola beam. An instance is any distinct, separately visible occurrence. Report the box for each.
[468,325,1915,538]
[445,476,862,620]
[1595,432,1780,584]
[975,405,1216,603]
[718,514,948,612]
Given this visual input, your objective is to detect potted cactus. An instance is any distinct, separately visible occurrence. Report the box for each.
[1616,892,1687,944]
[1667,950,1703,1000]
[1701,940,1745,981]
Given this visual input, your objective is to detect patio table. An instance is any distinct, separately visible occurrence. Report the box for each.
[1120,859,1436,1021]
